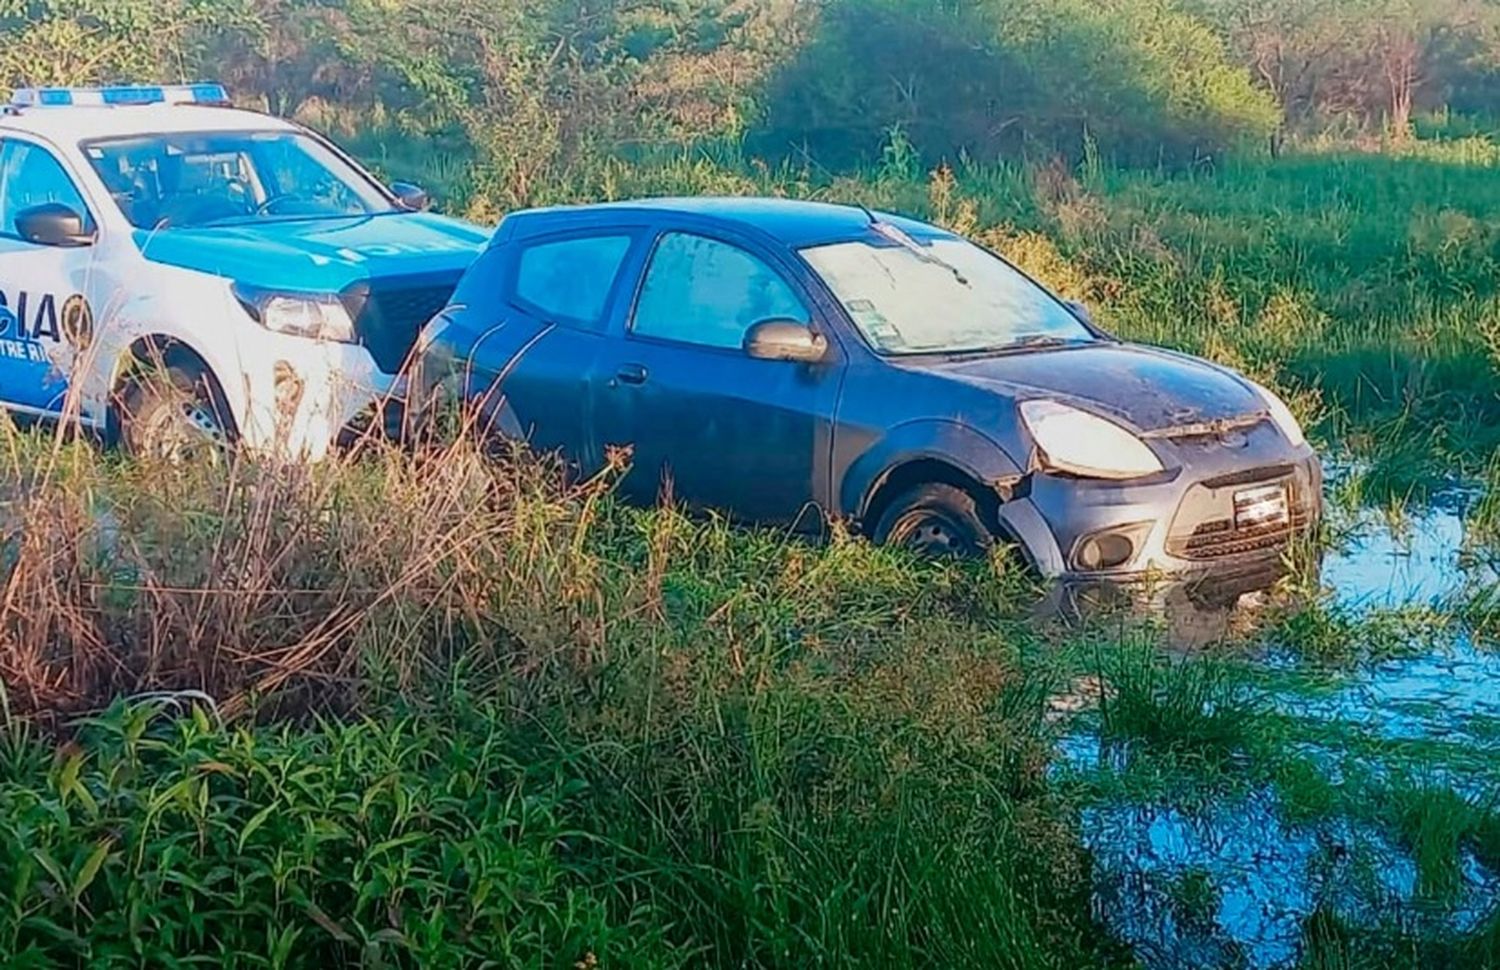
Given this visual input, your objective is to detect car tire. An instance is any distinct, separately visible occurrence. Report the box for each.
[873,483,995,557]
[117,365,232,463]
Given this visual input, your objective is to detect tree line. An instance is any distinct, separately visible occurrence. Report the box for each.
[3,0,1499,198]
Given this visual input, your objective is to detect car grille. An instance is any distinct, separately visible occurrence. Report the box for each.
[1166,470,1314,562]
[1172,508,1312,561]
[344,275,461,375]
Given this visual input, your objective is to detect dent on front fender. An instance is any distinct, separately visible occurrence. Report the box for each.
[841,417,1026,516]
[995,498,1068,577]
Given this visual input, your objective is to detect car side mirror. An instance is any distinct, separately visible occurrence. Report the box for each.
[16,203,94,248]
[391,182,430,212]
[744,319,828,363]
[1065,299,1094,326]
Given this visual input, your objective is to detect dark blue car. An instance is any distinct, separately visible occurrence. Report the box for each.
[417,197,1321,582]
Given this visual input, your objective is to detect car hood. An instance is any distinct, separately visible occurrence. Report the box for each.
[916,342,1266,433]
[135,212,489,292]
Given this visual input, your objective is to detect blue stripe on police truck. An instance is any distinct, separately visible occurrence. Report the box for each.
[0,289,72,413]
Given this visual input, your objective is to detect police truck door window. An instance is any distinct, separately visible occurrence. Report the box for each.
[0,140,95,413]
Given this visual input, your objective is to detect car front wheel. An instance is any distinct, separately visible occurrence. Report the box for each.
[873,483,995,558]
[117,366,232,463]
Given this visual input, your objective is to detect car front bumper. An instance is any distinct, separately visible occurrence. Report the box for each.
[997,423,1322,583]
[235,334,399,460]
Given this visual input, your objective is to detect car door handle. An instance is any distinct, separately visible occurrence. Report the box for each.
[615,363,648,386]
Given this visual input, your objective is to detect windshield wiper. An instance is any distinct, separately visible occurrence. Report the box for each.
[944,335,1088,356]
[1011,335,1072,348]
[859,205,970,286]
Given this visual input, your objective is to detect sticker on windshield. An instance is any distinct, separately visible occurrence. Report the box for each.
[847,298,906,349]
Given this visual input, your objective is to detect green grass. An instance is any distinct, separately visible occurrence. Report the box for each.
[0,428,1126,968]
[1097,643,1263,767]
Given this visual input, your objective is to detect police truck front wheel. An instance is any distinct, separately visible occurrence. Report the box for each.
[117,367,232,463]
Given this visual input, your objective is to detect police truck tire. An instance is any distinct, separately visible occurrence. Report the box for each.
[873,483,994,558]
[118,366,231,462]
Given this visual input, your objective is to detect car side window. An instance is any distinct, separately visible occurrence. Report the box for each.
[512,234,633,329]
[632,232,809,351]
[0,140,93,241]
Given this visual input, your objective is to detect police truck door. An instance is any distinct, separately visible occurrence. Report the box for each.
[0,137,97,418]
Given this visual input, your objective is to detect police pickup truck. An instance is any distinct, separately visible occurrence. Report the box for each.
[0,83,487,459]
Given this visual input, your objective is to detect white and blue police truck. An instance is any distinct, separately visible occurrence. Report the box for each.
[0,83,488,459]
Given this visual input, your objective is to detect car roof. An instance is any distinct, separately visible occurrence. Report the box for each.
[0,104,300,145]
[506,196,947,248]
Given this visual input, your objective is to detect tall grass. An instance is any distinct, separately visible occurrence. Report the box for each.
[0,419,1121,967]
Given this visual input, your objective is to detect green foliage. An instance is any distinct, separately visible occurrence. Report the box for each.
[759,0,1278,167]
[1097,643,1263,764]
[0,421,1128,965]
[0,0,247,87]
[1195,0,1500,137]
[7,0,1498,180]
[0,701,671,966]
[1388,783,1495,902]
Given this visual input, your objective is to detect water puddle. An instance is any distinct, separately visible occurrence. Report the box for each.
[1321,492,1493,611]
[1082,791,1499,970]
[1282,632,1500,747]
[1059,486,1500,968]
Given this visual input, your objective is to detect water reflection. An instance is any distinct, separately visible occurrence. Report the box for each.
[1041,489,1490,650]
[1037,572,1276,652]
[1051,487,1500,969]
[1083,791,1500,970]
[1321,492,1493,610]
[1283,632,1500,746]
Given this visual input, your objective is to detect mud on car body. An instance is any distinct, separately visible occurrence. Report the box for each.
[0,84,487,459]
[418,196,1322,582]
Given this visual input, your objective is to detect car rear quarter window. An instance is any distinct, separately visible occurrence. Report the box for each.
[0,140,93,240]
[631,232,808,351]
[512,234,633,329]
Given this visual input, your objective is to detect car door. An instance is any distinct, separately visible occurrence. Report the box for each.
[481,227,643,474]
[0,137,99,418]
[593,228,845,526]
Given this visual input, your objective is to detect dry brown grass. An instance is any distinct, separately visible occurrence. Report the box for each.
[0,416,629,724]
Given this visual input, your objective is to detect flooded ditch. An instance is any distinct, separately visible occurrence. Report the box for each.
[1059,490,1500,968]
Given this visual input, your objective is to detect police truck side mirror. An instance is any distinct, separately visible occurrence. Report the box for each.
[391,182,430,212]
[16,203,95,248]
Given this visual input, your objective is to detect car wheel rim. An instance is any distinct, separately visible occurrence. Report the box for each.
[892,510,975,557]
[142,400,226,463]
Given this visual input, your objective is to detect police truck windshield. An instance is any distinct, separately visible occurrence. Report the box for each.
[82,130,395,230]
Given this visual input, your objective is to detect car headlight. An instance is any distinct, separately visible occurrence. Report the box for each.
[233,284,355,342]
[409,311,458,400]
[1020,399,1164,480]
[415,310,454,358]
[1246,379,1306,448]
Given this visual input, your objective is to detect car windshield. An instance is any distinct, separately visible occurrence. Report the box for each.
[81,130,394,230]
[801,233,1095,355]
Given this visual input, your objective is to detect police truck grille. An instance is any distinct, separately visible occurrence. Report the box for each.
[344,277,460,375]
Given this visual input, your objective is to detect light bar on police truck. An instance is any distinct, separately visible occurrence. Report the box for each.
[8,83,229,108]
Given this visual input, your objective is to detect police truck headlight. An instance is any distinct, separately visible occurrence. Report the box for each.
[233,284,356,343]
[1020,399,1164,480]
